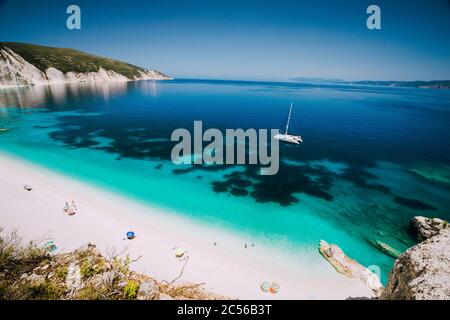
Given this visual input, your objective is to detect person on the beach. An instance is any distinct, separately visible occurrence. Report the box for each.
[63,201,77,215]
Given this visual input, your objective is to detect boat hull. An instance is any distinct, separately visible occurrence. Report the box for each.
[274,133,302,144]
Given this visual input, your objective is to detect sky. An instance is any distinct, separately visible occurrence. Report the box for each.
[0,0,449,81]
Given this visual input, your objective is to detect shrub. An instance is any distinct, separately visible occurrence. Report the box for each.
[0,229,50,299]
[123,280,140,300]
[55,266,68,279]
[28,282,63,300]
[75,285,105,300]
[80,260,102,278]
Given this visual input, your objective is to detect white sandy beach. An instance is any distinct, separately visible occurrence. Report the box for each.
[0,152,374,299]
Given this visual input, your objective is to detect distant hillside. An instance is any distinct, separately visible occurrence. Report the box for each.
[0,42,171,87]
[290,76,450,89]
[290,77,346,84]
[348,80,450,89]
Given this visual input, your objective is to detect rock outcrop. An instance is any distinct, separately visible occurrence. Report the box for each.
[381,216,450,300]
[381,230,450,299]
[137,280,160,300]
[0,47,49,86]
[410,216,450,241]
[0,44,171,87]
[319,240,384,297]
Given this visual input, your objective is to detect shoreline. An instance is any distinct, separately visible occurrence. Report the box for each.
[0,151,374,299]
[0,77,174,89]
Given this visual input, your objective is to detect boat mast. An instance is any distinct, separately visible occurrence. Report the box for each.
[285,102,293,134]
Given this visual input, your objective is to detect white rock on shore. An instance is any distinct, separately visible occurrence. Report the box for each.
[319,240,384,297]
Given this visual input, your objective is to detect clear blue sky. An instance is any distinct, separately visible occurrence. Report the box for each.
[1,0,449,81]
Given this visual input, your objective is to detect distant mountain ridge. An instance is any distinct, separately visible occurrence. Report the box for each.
[290,77,346,84]
[290,77,450,89]
[0,42,171,87]
[348,80,450,89]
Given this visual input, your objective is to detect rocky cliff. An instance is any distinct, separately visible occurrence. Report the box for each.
[0,42,171,87]
[319,216,450,300]
[381,216,450,300]
[410,216,450,241]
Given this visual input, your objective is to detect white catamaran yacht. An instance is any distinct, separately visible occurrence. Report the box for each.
[274,103,303,144]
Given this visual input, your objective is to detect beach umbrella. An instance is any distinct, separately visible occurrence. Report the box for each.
[44,241,58,252]
[269,282,279,294]
[260,281,270,292]
[126,231,136,240]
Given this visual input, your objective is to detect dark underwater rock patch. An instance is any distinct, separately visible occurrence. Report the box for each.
[394,196,437,211]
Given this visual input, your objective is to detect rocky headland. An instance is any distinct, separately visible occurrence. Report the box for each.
[0,42,171,87]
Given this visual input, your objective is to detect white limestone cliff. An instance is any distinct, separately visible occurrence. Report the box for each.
[0,46,170,87]
[381,217,450,300]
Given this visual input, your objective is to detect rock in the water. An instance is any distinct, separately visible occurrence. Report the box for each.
[319,240,384,297]
[137,280,160,300]
[381,231,450,300]
[410,216,450,241]
[373,240,402,258]
[408,166,450,187]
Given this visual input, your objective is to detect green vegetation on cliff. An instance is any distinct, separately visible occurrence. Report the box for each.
[0,42,160,79]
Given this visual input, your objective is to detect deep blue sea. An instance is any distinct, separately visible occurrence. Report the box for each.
[1,79,450,283]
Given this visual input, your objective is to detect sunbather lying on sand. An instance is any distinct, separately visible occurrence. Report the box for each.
[63,201,77,215]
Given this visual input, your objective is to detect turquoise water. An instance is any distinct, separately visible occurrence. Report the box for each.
[1,79,450,283]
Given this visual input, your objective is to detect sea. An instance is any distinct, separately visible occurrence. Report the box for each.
[1,79,449,283]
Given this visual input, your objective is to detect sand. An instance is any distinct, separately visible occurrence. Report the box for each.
[0,151,374,299]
